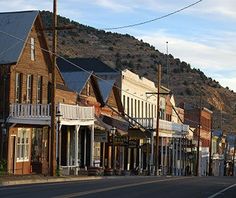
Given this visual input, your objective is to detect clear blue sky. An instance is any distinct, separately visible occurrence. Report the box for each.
[0,0,235,91]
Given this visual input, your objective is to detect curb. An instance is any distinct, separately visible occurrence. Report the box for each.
[0,175,161,186]
[0,176,104,186]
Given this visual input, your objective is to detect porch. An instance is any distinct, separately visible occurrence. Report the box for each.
[57,103,95,176]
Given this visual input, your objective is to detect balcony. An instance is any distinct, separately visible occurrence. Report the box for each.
[58,103,95,126]
[8,103,95,126]
[8,103,51,125]
[132,117,189,135]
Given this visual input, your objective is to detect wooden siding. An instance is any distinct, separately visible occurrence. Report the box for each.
[55,88,77,105]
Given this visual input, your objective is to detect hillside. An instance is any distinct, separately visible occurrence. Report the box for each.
[40,11,236,132]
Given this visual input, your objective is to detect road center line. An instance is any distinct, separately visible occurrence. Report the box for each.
[207,183,236,198]
[54,177,192,198]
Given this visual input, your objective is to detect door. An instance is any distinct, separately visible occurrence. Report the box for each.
[9,136,16,174]
[31,128,43,173]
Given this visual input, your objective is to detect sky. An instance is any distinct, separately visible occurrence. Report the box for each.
[0,0,236,91]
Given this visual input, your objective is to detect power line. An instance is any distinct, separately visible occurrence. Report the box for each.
[0,29,192,129]
[0,29,150,104]
[103,0,203,30]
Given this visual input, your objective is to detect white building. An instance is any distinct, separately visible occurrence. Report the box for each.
[120,69,190,175]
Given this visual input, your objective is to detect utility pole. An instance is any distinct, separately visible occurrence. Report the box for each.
[232,136,236,176]
[208,115,213,176]
[166,41,169,88]
[155,64,161,176]
[49,0,57,176]
[196,92,202,176]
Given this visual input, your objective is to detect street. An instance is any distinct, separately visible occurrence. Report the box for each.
[0,176,236,198]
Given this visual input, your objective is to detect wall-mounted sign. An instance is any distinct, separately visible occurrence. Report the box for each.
[94,131,108,142]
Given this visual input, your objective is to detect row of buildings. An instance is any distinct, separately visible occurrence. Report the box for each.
[0,11,231,176]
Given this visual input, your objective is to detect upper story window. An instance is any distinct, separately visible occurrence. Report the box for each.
[31,37,35,61]
[141,101,144,118]
[131,98,133,117]
[26,74,33,103]
[127,97,130,116]
[15,73,22,103]
[37,76,43,104]
[86,82,90,96]
[138,100,140,118]
[123,95,125,110]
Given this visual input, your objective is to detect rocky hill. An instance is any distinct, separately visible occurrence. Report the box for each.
[40,11,236,132]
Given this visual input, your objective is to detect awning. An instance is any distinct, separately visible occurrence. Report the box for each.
[128,128,151,139]
[100,115,129,134]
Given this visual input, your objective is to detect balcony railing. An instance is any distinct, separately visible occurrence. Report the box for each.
[132,118,189,133]
[10,103,50,119]
[58,103,94,121]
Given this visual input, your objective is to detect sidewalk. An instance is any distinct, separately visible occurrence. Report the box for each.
[0,174,106,186]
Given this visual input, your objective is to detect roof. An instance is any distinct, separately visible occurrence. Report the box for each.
[0,10,39,65]
[60,71,92,94]
[57,57,118,73]
[98,79,116,103]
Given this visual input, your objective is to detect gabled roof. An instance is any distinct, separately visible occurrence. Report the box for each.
[0,10,39,65]
[98,79,116,103]
[60,71,92,94]
[57,57,118,73]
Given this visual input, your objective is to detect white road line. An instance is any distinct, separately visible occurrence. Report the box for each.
[208,183,236,198]
[54,177,192,198]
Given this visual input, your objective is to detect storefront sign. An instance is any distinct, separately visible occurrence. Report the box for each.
[109,135,128,146]
[128,140,139,148]
[94,131,108,142]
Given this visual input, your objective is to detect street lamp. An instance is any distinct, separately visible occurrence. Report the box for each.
[110,127,116,170]
[56,109,62,176]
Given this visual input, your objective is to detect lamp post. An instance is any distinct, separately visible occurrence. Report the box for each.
[56,109,62,176]
[110,127,116,170]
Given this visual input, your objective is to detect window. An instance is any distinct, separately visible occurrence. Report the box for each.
[15,73,22,103]
[86,82,90,96]
[127,97,130,116]
[145,102,148,118]
[154,105,157,118]
[36,76,43,104]
[131,98,133,117]
[141,101,144,118]
[149,103,151,118]
[138,100,140,118]
[31,37,35,61]
[123,95,125,110]
[134,99,137,117]
[26,74,33,103]
[151,104,153,118]
[17,128,30,162]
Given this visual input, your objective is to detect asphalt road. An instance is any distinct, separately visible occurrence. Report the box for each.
[0,176,236,198]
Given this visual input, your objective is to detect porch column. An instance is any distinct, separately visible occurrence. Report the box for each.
[90,124,94,167]
[84,128,87,168]
[67,129,70,166]
[179,138,183,176]
[150,133,154,175]
[127,148,131,170]
[75,125,80,175]
[161,137,164,175]
[175,138,178,176]
[168,138,171,175]
[172,138,175,176]
[165,137,168,175]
